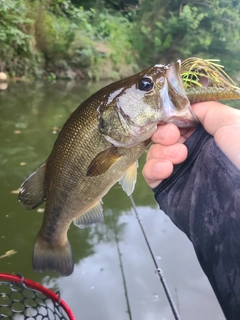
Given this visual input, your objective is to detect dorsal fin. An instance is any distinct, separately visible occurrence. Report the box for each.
[18,161,46,210]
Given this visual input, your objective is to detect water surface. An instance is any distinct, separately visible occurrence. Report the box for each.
[0,82,225,319]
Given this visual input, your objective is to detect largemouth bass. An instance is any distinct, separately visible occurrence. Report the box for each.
[18,58,240,276]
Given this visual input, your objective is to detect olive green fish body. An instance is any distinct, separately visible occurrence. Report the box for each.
[19,57,240,276]
[32,92,150,275]
[42,101,149,235]
[20,61,197,276]
[34,101,149,274]
[41,75,160,226]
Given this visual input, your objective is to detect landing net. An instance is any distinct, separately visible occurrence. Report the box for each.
[0,273,75,320]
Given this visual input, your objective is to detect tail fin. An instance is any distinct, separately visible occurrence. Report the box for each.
[32,235,74,276]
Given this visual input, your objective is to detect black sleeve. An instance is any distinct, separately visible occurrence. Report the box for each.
[153,126,240,320]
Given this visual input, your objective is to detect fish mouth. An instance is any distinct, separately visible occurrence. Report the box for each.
[128,123,157,139]
[158,113,198,128]
[104,122,157,148]
[160,60,198,127]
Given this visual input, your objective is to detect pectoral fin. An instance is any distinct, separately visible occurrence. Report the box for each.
[18,161,46,210]
[87,147,122,177]
[119,161,138,196]
[74,200,104,228]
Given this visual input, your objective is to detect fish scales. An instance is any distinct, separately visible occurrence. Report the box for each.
[23,70,164,275]
[43,96,147,237]
[44,101,144,220]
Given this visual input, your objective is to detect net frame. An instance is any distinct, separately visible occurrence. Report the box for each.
[0,273,75,320]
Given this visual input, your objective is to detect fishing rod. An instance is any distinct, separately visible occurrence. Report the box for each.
[129,195,182,320]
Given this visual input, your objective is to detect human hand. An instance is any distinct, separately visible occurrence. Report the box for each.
[142,101,240,188]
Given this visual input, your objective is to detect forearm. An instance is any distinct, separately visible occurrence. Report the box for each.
[153,126,240,319]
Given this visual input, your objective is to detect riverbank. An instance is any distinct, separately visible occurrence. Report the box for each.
[0,1,138,81]
[1,0,240,81]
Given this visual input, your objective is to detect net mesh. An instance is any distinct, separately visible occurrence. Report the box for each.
[0,278,71,320]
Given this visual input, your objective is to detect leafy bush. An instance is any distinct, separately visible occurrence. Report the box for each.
[0,0,240,80]
[0,0,40,77]
[68,8,137,79]
[132,0,240,77]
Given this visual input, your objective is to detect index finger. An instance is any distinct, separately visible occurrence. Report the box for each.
[151,123,180,145]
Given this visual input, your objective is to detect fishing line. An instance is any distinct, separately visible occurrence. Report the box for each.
[129,195,182,320]
[112,217,133,320]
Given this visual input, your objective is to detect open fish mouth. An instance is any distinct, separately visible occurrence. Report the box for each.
[160,59,199,127]
[158,112,198,127]
[127,122,158,141]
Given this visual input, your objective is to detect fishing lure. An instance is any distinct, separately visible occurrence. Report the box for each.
[181,57,240,103]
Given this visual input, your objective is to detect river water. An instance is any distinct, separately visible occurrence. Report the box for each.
[0,81,225,319]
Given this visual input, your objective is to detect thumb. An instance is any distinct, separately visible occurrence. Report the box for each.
[192,101,240,136]
[192,101,240,169]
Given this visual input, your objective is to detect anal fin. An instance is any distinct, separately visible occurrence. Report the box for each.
[74,200,104,229]
[18,161,46,210]
[119,161,138,196]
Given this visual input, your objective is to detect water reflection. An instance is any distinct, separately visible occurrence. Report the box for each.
[0,82,225,319]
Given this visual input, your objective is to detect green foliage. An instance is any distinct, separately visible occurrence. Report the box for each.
[70,0,139,11]
[67,6,137,79]
[133,0,240,78]
[0,0,138,79]
[0,0,42,77]
[0,0,240,80]
[132,2,209,63]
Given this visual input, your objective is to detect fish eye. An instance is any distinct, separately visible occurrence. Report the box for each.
[138,78,153,91]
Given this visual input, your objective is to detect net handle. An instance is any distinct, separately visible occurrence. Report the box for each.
[0,273,75,320]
